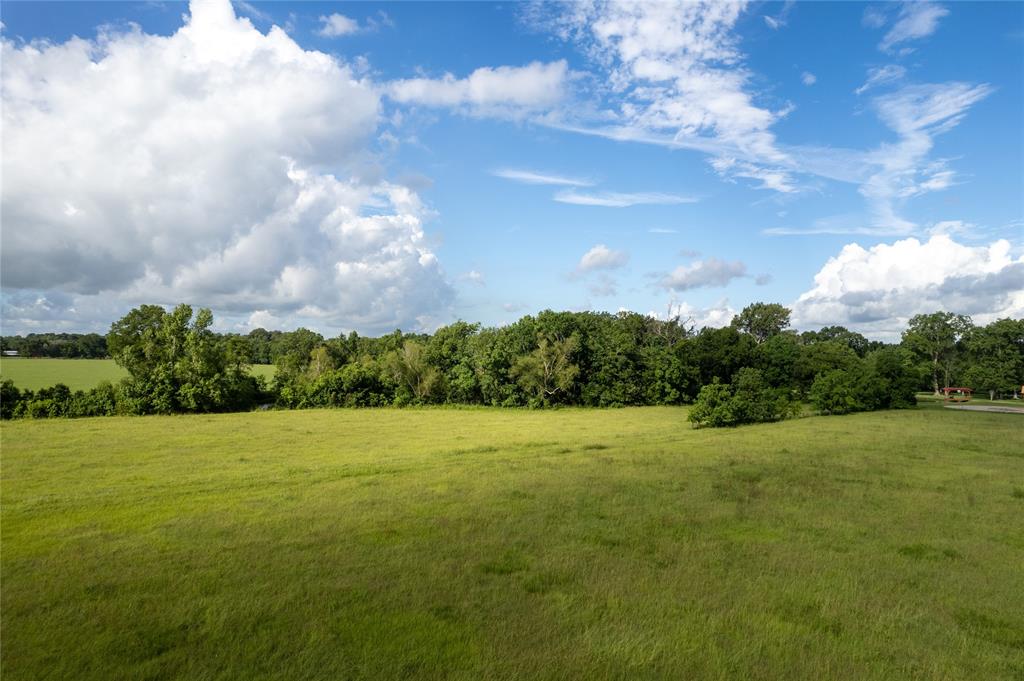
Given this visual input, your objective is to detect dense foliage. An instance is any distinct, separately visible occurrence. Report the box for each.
[2,302,1021,424]
[0,333,107,358]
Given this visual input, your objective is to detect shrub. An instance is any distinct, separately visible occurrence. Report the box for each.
[810,369,863,415]
[1,379,23,419]
[689,371,795,428]
[688,380,737,427]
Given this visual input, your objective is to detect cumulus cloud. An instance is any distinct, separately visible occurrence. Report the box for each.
[317,13,359,37]
[575,244,629,274]
[1,0,453,334]
[657,299,736,329]
[387,60,569,115]
[792,235,1024,339]
[879,2,949,53]
[659,257,747,292]
[554,190,697,207]
[801,71,817,86]
[492,168,593,186]
[855,64,906,95]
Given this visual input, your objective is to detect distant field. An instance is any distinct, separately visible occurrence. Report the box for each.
[2,404,1022,680]
[0,358,275,391]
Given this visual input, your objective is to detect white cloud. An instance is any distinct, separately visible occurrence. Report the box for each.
[492,168,593,186]
[460,270,486,286]
[576,244,629,274]
[801,71,817,86]
[659,257,747,291]
[862,6,889,29]
[246,309,283,330]
[762,0,795,31]
[928,220,977,238]
[388,61,569,115]
[539,1,796,193]
[792,235,1024,339]
[658,299,736,329]
[235,1,272,24]
[1,0,453,335]
[554,190,697,207]
[855,64,906,95]
[879,2,949,53]
[858,82,993,234]
[317,13,359,37]
[709,157,797,193]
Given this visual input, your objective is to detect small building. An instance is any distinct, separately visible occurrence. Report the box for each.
[942,387,973,403]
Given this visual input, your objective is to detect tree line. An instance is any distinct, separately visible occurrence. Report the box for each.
[1,303,1021,424]
[0,333,108,358]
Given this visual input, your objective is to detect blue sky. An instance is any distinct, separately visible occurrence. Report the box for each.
[1,0,1022,339]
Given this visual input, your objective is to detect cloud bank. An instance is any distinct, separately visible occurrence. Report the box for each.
[1,0,453,334]
[792,235,1023,339]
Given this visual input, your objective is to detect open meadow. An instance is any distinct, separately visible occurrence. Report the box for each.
[2,404,1022,680]
[0,358,275,391]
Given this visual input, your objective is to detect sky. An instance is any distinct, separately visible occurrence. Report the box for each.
[1,0,1022,340]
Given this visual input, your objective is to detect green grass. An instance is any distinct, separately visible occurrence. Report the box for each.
[2,406,1023,680]
[0,358,275,391]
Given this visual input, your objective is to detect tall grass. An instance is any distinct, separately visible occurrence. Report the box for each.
[2,406,1022,679]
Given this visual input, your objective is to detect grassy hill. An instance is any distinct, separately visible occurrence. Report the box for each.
[2,405,1022,679]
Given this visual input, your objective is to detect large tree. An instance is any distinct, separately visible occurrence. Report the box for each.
[385,340,442,403]
[510,333,580,404]
[730,303,791,344]
[962,318,1024,399]
[108,304,256,413]
[902,312,973,396]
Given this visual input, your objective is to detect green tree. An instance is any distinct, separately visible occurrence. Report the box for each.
[510,333,580,405]
[730,303,791,344]
[902,312,973,395]
[108,304,258,414]
[810,369,864,415]
[385,340,442,404]
[795,341,860,394]
[962,318,1024,399]
[800,326,871,357]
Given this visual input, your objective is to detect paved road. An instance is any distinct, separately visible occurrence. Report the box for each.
[944,404,1024,414]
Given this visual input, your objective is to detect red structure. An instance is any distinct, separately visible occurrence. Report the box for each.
[942,387,973,403]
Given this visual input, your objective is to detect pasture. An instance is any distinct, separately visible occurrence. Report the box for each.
[2,405,1022,679]
[0,358,275,391]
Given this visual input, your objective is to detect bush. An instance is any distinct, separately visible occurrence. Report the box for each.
[689,370,795,428]
[688,380,737,427]
[68,382,119,417]
[810,369,863,415]
[1,380,23,419]
[810,351,919,416]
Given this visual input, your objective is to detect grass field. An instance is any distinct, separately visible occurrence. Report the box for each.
[0,358,275,391]
[2,405,1023,680]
